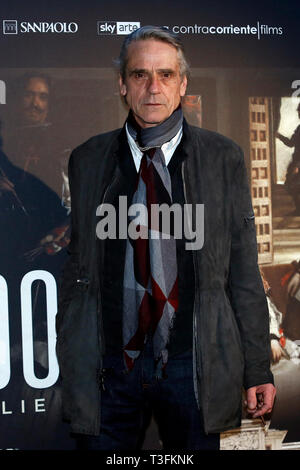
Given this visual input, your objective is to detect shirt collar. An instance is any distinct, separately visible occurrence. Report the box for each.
[125,122,183,171]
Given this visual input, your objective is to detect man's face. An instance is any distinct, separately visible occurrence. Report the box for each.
[22,77,49,124]
[119,39,187,128]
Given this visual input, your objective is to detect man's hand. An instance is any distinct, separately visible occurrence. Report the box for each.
[245,383,276,418]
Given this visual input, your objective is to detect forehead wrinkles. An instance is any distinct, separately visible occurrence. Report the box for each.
[126,40,180,74]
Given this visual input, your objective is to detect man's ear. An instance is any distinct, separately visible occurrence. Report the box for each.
[119,75,127,96]
[180,75,188,97]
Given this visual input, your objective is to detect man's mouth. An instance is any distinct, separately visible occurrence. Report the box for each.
[27,108,42,115]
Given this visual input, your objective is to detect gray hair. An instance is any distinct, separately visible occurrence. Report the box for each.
[116,25,190,80]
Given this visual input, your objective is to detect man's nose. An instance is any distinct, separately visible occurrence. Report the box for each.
[32,93,41,107]
[147,75,160,94]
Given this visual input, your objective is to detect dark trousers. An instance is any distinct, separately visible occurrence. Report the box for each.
[75,342,219,451]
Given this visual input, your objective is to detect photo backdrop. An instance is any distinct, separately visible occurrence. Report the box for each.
[0,0,299,449]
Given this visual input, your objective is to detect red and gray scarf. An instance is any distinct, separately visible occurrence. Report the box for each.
[123,107,183,375]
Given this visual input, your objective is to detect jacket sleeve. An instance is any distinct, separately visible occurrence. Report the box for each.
[228,146,274,390]
[56,151,80,334]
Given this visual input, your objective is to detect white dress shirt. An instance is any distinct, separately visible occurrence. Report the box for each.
[125,123,183,171]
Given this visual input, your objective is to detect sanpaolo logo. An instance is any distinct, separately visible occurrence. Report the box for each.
[3,20,18,34]
[20,22,78,33]
[97,21,140,35]
[2,20,78,34]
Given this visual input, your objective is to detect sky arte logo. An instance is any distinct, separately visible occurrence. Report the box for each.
[97,21,140,35]
[3,20,18,34]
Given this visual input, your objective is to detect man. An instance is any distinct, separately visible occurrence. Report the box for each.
[276,102,300,215]
[56,26,276,450]
[282,259,300,341]
[4,73,71,204]
[21,74,50,126]
[3,72,72,259]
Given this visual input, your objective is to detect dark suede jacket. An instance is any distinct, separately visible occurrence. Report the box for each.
[56,119,273,436]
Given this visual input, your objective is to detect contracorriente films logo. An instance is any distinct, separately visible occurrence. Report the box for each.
[97,21,140,35]
[162,22,283,39]
[2,20,78,34]
[96,196,204,250]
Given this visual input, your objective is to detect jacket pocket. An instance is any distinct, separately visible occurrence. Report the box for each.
[244,211,255,227]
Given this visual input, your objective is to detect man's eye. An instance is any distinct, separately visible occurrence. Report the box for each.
[135,73,146,79]
[160,72,175,81]
[39,93,49,101]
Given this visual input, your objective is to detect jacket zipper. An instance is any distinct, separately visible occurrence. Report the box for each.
[94,167,119,434]
[181,160,208,433]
